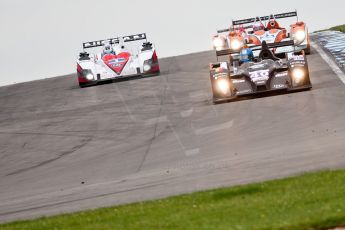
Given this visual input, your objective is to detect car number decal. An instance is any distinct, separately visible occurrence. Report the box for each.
[249,70,269,82]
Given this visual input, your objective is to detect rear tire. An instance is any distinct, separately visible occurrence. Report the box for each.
[144,70,160,77]
[305,37,311,55]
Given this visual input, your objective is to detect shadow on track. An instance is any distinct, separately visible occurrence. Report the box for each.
[213,88,312,105]
[69,74,161,90]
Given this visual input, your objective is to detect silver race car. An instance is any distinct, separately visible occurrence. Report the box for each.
[210,41,312,103]
[77,33,160,87]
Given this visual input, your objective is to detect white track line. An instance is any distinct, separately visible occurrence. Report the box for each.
[145,116,168,126]
[311,41,345,84]
[194,120,233,135]
[180,108,193,118]
[184,148,200,156]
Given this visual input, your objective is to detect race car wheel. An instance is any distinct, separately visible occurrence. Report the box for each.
[79,82,87,88]
[152,70,161,76]
[304,47,311,55]
[305,36,311,55]
[79,82,94,88]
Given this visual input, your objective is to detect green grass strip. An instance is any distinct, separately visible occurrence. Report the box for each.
[315,24,345,33]
[1,170,345,230]
[330,25,345,33]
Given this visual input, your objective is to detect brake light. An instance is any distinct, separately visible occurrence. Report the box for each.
[152,51,158,63]
[77,63,83,73]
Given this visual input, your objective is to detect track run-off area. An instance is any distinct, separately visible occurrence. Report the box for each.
[1,41,345,222]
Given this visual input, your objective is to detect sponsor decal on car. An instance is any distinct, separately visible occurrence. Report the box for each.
[237,89,252,94]
[275,72,288,78]
[213,73,228,79]
[249,70,269,82]
[277,46,295,53]
[108,58,126,67]
[259,33,276,43]
[291,55,305,61]
[290,60,306,67]
[232,79,245,83]
[273,84,286,89]
[249,64,266,70]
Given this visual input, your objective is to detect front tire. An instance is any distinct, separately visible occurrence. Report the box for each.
[304,46,311,55]
[305,35,311,55]
[79,82,94,88]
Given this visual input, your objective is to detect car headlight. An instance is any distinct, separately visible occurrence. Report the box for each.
[293,30,306,45]
[213,37,226,50]
[230,39,243,50]
[292,68,305,84]
[143,64,151,72]
[216,79,230,95]
[86,73,94,80]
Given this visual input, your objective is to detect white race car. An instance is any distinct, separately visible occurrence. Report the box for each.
[77,33,160,87]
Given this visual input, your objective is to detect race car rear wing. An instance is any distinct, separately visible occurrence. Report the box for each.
[232,11,298,26]
[82,33,147,49]
[216,40,295,57]
[217,11,298,34]
[217,25,252,34]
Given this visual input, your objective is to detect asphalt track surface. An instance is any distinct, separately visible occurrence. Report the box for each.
[1,46,345,223]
